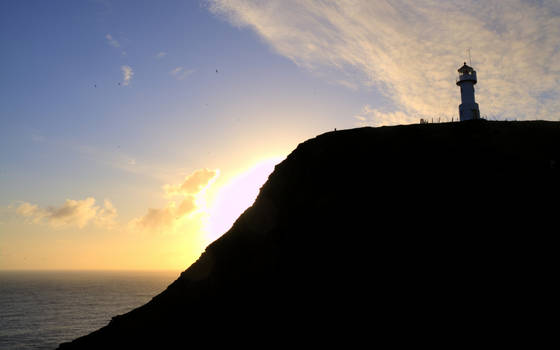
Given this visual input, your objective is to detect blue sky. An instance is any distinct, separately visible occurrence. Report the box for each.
[1,0,559,269]
[0,0,377,269]
[0,0,374,203]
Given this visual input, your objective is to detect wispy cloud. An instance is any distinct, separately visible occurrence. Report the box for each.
[130,168,219,232]
[106,33,127,55]
[47,137,183,183]
[163,168,218,197]
[121,65,134,86]
[156,51,168,59]
[105,33,120,48]
[16,198,117,229]
[170,66,195,80]
[208,0,560,123]
[354,105,418,127]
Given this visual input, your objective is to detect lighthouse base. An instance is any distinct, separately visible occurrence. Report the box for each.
[459,102,480,121]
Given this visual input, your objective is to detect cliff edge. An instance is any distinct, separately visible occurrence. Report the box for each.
[59,120,559,348]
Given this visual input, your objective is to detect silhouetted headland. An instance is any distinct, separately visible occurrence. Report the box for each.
[59,120,559,348]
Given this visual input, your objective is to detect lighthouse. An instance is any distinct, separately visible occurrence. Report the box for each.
[456,62,480,121]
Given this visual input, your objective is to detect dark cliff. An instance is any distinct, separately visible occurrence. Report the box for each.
[59,120,559,348]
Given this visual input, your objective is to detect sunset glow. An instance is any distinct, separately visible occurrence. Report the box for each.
[1,0,559,271]
[203,157,284,245]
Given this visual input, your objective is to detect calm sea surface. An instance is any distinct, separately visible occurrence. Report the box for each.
[0,270,180,350]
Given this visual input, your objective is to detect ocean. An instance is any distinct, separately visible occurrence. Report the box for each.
[0,270,180,350]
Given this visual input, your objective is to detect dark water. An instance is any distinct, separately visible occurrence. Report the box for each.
[0,270,179,350]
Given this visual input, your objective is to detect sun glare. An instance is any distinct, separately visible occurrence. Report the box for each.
[202,157,284,245]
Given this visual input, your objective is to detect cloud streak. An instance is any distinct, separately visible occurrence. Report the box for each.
[106,33,126,55]
[105,33,120,48]
[16,198,117,229]
[122,65,134,86]
[170,66,195,80]
[208,0,560,124]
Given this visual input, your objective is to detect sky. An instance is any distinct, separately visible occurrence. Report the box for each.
[1,0,559,270]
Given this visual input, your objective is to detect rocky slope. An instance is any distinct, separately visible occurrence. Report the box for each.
[59,120,559,348]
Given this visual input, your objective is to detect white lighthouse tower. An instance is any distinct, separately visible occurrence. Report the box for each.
[456,62,480,121]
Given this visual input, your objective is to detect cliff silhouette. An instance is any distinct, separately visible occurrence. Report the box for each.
[59,120,559,348]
